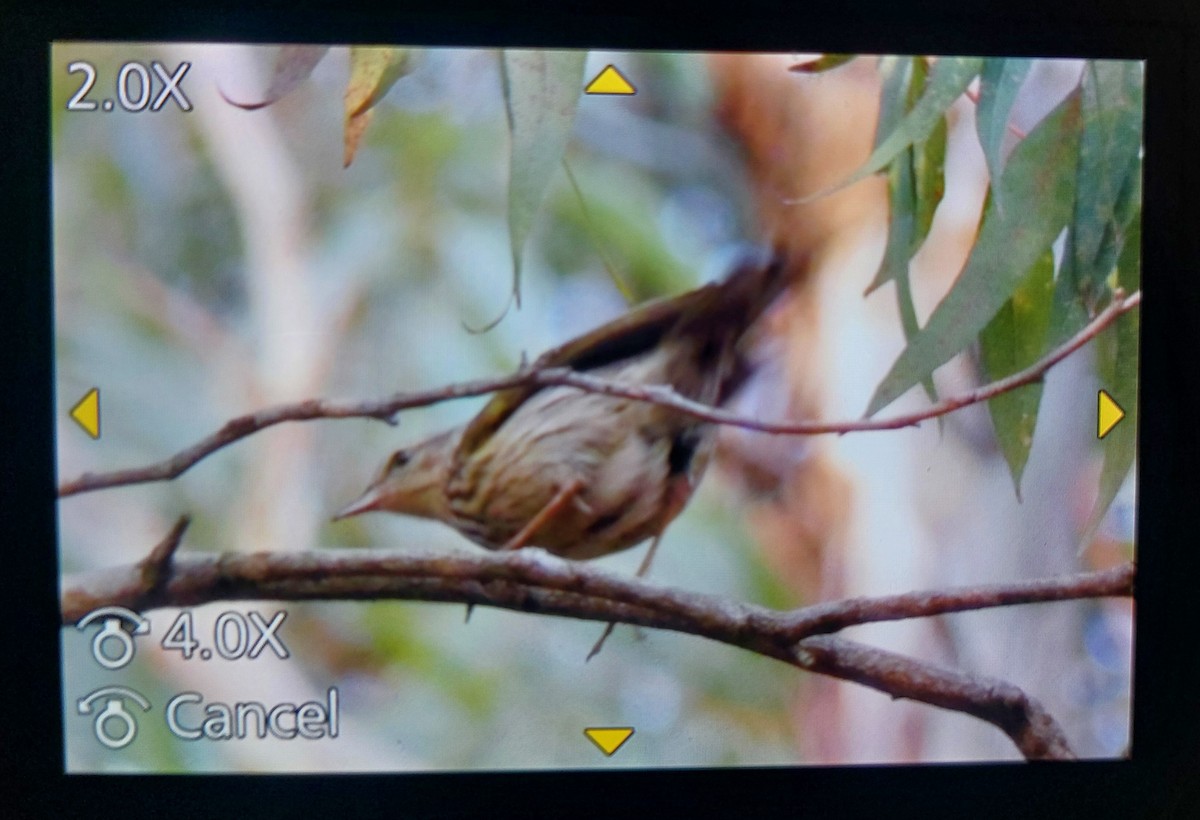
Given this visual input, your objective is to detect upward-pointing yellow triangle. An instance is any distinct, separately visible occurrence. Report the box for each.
[584,727,634,756]
[70,387,101,439]
[1097,389,1125,439]
[585,65,636,95]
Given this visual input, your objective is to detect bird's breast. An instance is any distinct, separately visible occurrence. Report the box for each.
[442,387,708,559]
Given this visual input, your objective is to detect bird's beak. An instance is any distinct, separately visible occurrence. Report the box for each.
[332,484,385,521]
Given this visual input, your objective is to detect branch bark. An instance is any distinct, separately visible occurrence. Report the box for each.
[57,290,1140,498]
[61,532,1133,761]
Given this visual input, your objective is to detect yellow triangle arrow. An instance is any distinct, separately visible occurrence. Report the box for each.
[584,727,634,756]
[585,65,636,95]
[1097,389,1125,440]
[70,387,101,439]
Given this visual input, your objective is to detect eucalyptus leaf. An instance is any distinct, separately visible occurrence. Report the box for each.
[975,58,1033,214]
[346,47,414,117]
[1050,62,1143,345]
[895,246,939,404]
[343,47,416,167]
[979,249,1055,496]
[912,114,947,253]
[803,56,981,203]
[865,89,1082,417]
[865,57,944,402]
[501,49,587,307]
[866,57,917,295]
[1064,61,1144,310]
[867,56,944,295]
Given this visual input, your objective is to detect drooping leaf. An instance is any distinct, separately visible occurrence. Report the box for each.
[802,56,981,203]
[865,89,1082,417]
[1083,213,1140,542]
[221,45,330,110]
[875,56,916,146]
[344,47,416,167]
[894,248,938,404]
[912,114,947,249]
[866,56,947,292]
[500,49,587,308]
[866,57,920,296]
[1056,61,1144,321]
[789,53,857,73]
[979,249,1055,496]
[975,58,1033,214]
[865,57,946,404]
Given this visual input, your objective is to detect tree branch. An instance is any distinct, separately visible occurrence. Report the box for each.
[57,290,1140,498]
[61,534,1133,761]
[793,636,1073,760]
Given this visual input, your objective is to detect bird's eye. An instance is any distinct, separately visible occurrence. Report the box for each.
[389,450,411,470]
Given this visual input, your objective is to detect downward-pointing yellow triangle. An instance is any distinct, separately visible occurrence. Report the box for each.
[584,727,634,756]
[585,65,636,95]
[70,387,101,439]
[1097,389,1125,439]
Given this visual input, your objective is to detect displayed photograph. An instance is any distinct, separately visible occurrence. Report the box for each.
[54,42,1140,771]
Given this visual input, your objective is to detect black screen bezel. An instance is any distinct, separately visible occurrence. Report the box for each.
[3,0,1198,817]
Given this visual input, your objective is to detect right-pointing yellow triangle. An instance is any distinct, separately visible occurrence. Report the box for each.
[585,65,636,95]
[1098,389,1125,439]
[584,727,634,756]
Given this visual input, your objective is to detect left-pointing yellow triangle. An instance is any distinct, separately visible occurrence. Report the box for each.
[584,727,634,756]
[70,387,101,439]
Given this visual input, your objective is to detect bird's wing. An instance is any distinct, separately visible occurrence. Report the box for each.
[455,251,789,460]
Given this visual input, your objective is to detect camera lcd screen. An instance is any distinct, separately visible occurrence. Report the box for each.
[53,42,1140,772]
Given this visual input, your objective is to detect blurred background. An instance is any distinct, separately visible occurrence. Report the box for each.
[54,43,1134,771]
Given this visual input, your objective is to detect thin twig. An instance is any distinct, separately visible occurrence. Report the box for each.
[544,290,1139,435]
[57,290,1140,498]
[781,562,1134,638]
[57,372,538,496]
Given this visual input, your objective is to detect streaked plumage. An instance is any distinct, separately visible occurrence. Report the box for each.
[336,251,788,560]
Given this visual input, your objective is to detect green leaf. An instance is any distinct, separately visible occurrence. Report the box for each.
[501,49,587,307]
[221,45,329,110]
[978,249,1055,496]
[804,56,981,203]
[866,56,946,294]
[874,56,917,149]
[975,58,1033,214]
[343,47,416,167]
[1058,61,1144,321]
[895,247,939,404]
[1083,214,1140,541]
[873,149,916,300]
[912,114,947,249]
[866,57,933,296]
[865,89,1082,417]
[865,57,946,404]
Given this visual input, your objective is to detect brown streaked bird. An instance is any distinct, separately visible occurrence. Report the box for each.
[335,251,789,572]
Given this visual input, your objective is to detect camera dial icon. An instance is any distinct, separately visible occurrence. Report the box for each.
[78,686,152,750]
[76,607,151,670]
